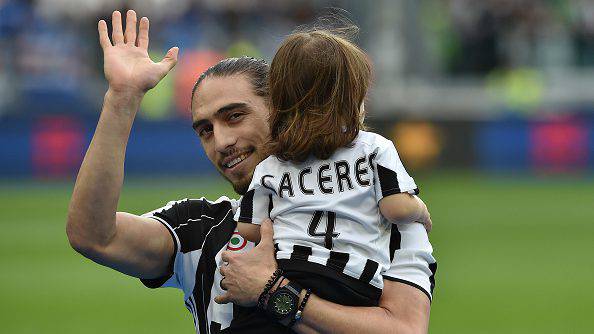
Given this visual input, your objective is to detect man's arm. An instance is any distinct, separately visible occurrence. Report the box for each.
[66,10,178,279]
[217,220,432,334]
[293,280,430,334]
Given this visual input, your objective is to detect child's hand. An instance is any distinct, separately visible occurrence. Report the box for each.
[413,196,432,232]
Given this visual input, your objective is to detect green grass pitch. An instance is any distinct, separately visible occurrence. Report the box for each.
[0,171,592,333]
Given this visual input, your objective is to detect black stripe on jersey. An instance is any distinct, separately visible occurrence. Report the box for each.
[152,199,211,253]
[238,189,255,223]
[267,194,273,217]
[290,245,312,261]
[327,251,349,272]
[192,201,236,334]
[210,321,222,334]
[377,164,401,197]
[141,198,245,332]
[278,259,382,303]
[429,262,437,294]
[389,224,401,262]
[359,259,379,284]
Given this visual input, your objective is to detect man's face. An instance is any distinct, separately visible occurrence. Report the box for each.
[191,74,270,194]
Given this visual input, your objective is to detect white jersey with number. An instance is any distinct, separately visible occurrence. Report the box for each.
[235,130,419,292]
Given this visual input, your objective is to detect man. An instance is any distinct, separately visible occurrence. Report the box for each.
[66,10,437,333]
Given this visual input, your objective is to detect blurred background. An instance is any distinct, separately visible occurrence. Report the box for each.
[0,0,592,333]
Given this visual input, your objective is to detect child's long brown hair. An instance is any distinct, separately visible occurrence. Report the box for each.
[268,27,372,163]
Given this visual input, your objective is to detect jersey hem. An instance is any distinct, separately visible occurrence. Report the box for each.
[383,187,420,198]
[139,216,179,289]
[382,276,432,303]
[278,259,382,301]
[236,217,263,225]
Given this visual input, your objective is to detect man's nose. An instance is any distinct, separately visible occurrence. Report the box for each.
[214,125,238,153]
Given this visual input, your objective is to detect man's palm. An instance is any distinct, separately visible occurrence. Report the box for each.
[99,10,178,94]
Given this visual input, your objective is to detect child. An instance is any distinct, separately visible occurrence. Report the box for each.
[234,28,431,310]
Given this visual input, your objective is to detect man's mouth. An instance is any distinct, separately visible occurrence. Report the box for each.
[222,150,253,170]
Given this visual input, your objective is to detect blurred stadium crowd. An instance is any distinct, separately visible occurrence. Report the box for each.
[0,0,593,176]
[433,0,594,74]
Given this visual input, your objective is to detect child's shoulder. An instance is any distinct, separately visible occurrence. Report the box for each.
[354,130,393,149]
[254,155,294,174]
[255,155,281,169]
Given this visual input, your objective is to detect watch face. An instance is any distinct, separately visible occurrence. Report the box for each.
[272,292,294,316]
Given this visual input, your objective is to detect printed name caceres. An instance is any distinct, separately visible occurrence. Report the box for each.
[262,152,377,198]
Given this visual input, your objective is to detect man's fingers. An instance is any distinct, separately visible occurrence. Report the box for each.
[214,294,230,304]
[219,264,228,276]
[221,250,233,263]
[98,20,111,49]
[219,277,227,290]
[159,47,179,72]
[138,17,149,50]
[124,10,137,45]
[258,219,274,247]
[111,11,124,44]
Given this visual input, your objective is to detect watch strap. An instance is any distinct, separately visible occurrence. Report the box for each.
[289,288,312,328]
[284,281,302,296]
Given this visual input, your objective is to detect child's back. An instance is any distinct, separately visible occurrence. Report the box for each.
[231,26,431,331]
[237,130,419,304]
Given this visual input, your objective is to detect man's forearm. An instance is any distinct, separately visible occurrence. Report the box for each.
[66,90,142,252]
[293,280,430,334]
[294,296,402,334]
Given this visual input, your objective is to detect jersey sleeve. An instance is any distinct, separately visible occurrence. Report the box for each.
[138,198,235,296]
[234,163,274,225]
[371,137,419,202]
[382,222,437,302]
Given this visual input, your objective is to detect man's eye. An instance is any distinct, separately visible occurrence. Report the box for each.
[198,126,213,137]
[229,113,243,121]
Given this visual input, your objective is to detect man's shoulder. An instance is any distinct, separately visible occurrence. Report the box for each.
[143,196,239,253]
[145,196,238,217]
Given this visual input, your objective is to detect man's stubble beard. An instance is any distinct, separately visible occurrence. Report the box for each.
[232,177,251,195]
[221,149,266,195]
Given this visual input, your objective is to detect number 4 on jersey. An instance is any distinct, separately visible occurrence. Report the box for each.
[307,211,340,249]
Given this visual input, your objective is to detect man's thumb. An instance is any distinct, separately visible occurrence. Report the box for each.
[160,47,179,71]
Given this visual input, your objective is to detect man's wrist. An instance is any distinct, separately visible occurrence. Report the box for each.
[265,280,303,327]
[257,269,284,309]
[104,89,144,117]
[274,279,307,304]
[259,277,312,307]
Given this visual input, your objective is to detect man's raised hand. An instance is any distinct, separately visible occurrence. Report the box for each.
[99,10,178,96]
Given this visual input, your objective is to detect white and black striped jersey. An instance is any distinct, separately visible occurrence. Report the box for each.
[235,131,419,299]
[140,194,437,333]
[139,197,283,334]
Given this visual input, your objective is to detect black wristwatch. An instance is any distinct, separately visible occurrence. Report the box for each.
[266,281,303,327]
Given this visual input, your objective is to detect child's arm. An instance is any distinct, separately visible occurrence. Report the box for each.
[237,222,261,243]
[233,161,273,244]
[379,193,432,231]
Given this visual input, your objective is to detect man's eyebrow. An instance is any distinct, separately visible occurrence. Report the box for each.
[192,103,249,130]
